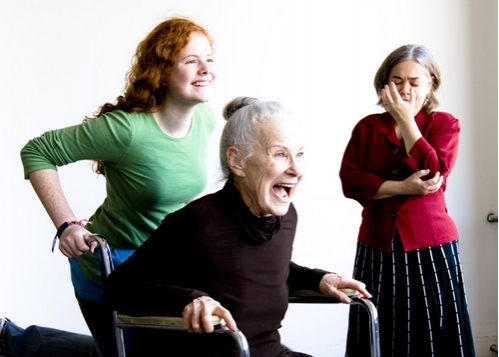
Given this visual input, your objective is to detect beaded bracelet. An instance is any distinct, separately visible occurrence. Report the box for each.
[52,219,92,252]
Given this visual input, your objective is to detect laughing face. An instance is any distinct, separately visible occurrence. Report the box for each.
[166,32,215,105]
[232,119,305,217]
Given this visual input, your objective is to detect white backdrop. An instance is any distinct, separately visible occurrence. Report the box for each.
[0,1,496,356]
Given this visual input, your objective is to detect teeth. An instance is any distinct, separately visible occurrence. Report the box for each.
[193,82,209,87]
[277,184,293,188]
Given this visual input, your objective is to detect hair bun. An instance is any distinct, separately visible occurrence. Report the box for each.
[222,96,259,120]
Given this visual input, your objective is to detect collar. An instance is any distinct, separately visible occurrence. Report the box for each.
[222,179,282,244]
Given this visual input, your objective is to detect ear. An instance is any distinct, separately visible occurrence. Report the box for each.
[426,75,434,93]
[226,146,246,177]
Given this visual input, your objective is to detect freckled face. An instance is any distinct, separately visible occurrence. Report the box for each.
[236,120,305,217]
[389,60,432,113]
[166,32,215,105]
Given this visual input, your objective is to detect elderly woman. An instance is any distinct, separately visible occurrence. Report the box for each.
[105,96,370,356]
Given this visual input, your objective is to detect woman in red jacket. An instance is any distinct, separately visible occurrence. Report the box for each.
[340,44,475,357]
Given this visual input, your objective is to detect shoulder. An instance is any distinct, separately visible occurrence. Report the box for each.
[97,110,151,127]
[350,112,389,135]
[193,103,216,129]
[429,111,459,123]
[425,111,460,131]
[361,112,387,125]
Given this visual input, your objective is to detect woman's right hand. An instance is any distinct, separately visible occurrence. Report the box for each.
[182,296,237,333]
[59,225,97,257]
[402,169,443,195]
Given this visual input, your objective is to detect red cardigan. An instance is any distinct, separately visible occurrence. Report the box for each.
[339,110,460,252]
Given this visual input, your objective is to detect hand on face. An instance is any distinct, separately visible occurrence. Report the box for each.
[381,60,433,122]
[381,82,417,124]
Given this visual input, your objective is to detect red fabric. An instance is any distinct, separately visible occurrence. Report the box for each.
[339,110,460,251]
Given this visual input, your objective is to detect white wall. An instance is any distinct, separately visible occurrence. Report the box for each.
[0,1,496,356]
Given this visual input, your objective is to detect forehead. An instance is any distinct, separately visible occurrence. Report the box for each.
[180,33,213,54]
[390,60,429,78]
[256,119,303,150]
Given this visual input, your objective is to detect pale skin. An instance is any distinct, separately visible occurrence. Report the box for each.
[28,32,215,258]
[375,60,443,200]
[181,119,371,333]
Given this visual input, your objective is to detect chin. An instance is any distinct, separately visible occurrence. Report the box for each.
[270,204,291,217]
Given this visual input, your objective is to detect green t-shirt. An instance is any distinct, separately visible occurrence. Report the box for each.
[21,104,215,282]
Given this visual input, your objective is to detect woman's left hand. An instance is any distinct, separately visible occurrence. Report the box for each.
[381,82,417,124]
[318,273,372,303]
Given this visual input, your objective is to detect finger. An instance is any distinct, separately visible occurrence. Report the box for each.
[190,313,203,334]
[59,237,84,257]
[381,87,389,106]
[200,311,215,333]
[335,290,353,304]
[182,308,195,332]
[388,82,400,101]
[409,87,416,103]
[415,169,430,179]
[83,235,98,254]
[214,307,237,332]
[75,236,91,254]
[385,84,395,102]
[355,284,372,299]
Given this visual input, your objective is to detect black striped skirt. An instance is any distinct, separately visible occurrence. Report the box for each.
[345,234,475,357]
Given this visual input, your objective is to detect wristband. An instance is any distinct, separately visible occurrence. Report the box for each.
[52,219,92,252]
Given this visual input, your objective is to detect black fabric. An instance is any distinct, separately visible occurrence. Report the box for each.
[106,180,327,357]
[228,179,282,243]
[345,235,475,357]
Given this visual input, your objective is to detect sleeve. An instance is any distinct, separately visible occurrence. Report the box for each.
[339,123,386,207]
[406,113,460,179]
[20,111,135,179]
[287,261,329,292]
[104,207,208,317]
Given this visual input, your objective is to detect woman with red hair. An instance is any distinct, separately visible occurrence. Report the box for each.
[14,17,217,357]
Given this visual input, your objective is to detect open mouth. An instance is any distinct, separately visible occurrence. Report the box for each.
[273,184,293,198]
[192,81,210,87]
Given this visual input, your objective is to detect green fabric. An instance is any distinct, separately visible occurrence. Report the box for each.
[21,104,215,283]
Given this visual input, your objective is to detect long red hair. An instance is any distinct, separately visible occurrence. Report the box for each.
[85,17,213,174]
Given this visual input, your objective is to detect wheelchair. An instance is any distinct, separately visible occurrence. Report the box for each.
[91,234,380,357]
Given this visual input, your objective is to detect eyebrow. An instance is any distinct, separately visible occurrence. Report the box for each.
[268,144,305,152]
[391,75,422,81]
[182,52,214,58]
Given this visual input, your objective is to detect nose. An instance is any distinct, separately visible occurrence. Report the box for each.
[399,80,411,95]
[198,60,213,75]
[286,156,304,178]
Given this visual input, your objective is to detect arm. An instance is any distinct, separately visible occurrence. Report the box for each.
[29,169,96,256]
[340,113,457,205]
[287,262,371,304]
[373,169,443,200]
[381,83,422,155]
[21,113,133,256]
[382,83,460,178]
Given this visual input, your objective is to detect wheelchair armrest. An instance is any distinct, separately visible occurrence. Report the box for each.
[116,314,226,329]
[288,288,359,304]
